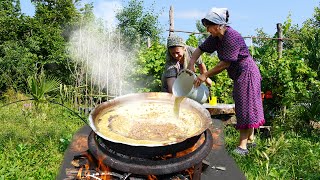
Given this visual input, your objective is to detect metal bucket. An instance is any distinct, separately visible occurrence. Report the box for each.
[172,69,209,104]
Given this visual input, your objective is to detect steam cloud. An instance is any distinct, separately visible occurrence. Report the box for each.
[67,23,137,98]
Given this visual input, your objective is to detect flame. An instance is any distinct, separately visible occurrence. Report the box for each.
[76,167,83,179]
[72,133,206,179]
[73,152,112,180]
[186,167,194,180]
[97,158,112,180]
[176,135,204,157]
[147,175,158,180]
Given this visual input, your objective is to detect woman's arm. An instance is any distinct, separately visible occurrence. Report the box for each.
[194,61,231,87]
[166,77,176,93]
[187,48,203,72]
[197,63,212,86]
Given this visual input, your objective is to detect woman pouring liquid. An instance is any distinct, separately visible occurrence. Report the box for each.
[188,7,265,155]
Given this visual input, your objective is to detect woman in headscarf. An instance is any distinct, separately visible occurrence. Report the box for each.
[161,35,212,93]
[188,7,265,155]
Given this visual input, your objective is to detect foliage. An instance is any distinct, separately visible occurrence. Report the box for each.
[299,5,320,77]
[0,0,87,93]
[32,0,80,27]
[0,40,39,92]
[299,93,320,124]
[0,0,21,43]
[130,42,166,92]
[30,0,82,84]
[252,14,320,124]
[259,57,318,107]
[277,89,320,135]
[115,0,163,49]
[27,72,61,102]
[1,88,29,103]
[0,1,38,92]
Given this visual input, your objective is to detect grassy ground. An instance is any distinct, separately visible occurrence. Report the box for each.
[0,101,83,179]
[0,100,319,179]
[225,125,320,180]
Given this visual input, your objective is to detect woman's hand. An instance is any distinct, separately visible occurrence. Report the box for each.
[194,74,207,87]
[205,77,212,87]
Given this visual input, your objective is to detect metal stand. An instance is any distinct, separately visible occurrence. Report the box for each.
[193,162,203,180]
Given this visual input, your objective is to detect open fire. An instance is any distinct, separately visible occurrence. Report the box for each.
[64,129,212,180]
[67,152,196,180]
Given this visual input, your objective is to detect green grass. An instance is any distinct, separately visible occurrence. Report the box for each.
[225,125,320,180]
[0,101,83,179]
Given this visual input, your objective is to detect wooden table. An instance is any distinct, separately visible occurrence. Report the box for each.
[202,103,236,125]
[202,103,235,116]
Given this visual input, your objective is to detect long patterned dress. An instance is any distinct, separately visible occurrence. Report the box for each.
[199,26,265,129]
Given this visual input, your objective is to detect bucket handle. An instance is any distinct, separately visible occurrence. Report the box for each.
[178,69,195,77]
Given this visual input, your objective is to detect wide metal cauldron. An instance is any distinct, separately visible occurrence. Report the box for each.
[88,92,212,157]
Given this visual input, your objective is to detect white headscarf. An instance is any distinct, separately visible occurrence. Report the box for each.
[203,7,228,25]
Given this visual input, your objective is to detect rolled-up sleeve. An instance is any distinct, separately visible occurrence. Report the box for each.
[199,36,218,54]
[164,64,177,78]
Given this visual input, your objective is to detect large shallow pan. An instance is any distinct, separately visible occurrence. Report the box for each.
[89,92,212,147]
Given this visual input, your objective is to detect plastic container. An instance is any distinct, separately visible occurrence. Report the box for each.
[172,69,209,104]
[208,96,217,106]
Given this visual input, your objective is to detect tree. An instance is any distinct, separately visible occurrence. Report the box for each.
[0,0,39,92]
[18,0,86,86]
[195,20,209,44]
[0,0,90,93]
[115,0,162,48]
[250,14,320,124]
[0,0,21,43]
[130,42,166,92]
[299,5,320,78]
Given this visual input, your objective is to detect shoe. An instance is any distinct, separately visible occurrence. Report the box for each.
[247,142,257,149]
[233,147,249,156]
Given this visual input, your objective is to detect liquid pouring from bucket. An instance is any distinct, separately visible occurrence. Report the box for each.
[172,69,209,104]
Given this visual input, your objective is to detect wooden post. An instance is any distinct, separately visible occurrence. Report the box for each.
[277,23,283,59]
[169,6,174,36]
[277,23,287,117]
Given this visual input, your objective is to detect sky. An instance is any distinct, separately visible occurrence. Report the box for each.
[20,0,319,41]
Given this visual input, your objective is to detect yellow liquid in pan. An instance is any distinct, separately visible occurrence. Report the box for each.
[96,100,202,145]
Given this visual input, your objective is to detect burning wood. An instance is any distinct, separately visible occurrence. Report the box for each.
[65,168,129,179]
[64,128,212,180]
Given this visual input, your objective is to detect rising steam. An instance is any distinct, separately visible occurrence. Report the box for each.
[67,23,137,98]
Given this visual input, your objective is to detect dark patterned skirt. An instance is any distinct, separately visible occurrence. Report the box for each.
[233,69,265,129]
